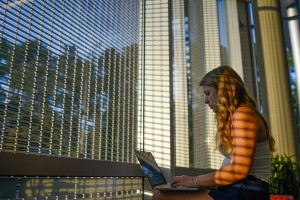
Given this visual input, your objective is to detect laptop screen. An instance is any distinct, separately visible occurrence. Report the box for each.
[135,150,167,188]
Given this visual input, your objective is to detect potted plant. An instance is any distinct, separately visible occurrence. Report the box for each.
[270,154,300,200]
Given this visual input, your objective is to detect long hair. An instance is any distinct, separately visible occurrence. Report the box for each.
[200,66,275,153]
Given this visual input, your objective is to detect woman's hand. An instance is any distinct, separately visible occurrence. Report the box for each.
[171,175,199,188]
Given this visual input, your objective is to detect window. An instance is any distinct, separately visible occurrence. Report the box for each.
[0,0,142,199]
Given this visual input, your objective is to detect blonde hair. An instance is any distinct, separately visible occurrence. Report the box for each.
[200,66,275,153]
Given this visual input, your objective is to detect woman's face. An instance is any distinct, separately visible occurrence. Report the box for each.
[203,85,218,113]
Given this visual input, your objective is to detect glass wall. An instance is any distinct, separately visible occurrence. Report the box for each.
[138,0,171,169]
[218,0,230,65]
[0,0,142,199]
[172,0,190,168]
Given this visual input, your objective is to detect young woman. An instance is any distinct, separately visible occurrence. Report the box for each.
[152,66,275,200]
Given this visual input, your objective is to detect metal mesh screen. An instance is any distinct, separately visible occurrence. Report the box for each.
[0,0,142,199]
[0,0,139,161]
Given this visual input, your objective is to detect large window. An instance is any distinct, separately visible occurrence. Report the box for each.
[0,0,142,199]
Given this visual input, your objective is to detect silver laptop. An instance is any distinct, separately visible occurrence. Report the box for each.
[134,150,206,191]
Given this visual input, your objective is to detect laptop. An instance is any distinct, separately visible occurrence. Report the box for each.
[134,150,206,191]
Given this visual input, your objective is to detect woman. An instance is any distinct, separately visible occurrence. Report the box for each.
[152,66,275,200]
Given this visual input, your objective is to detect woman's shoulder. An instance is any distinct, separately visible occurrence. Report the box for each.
[236,103,258,111]
[234,104,260,120]
[234,104,268,132]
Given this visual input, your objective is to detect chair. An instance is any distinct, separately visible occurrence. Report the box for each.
[270,195,294,200]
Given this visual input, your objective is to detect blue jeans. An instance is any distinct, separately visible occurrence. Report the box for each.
[208,175,270,200]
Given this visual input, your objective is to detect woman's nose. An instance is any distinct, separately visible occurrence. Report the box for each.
[204,97,209,104]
